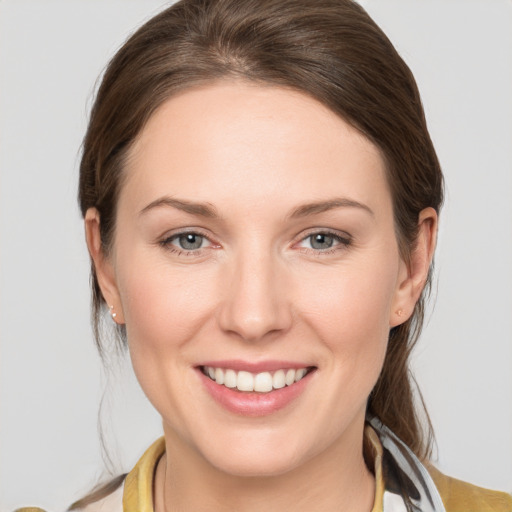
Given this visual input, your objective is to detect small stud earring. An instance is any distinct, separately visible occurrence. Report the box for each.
[109,305,117,321]
[396,309,404,317]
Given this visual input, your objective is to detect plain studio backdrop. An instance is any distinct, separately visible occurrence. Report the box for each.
[1,0,511,510]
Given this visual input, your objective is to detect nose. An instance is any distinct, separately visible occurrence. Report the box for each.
[217,247,292,342]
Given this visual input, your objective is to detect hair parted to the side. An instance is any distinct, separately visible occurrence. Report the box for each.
[79,0,443,466]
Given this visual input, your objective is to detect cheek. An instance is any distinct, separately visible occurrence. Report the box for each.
[296,255,398,383]
[116,257,220,425]
[300,258,397,337]
[118,253,214,342]
[114,251,215,382]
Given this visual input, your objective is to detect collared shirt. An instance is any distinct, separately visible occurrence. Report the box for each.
[77,419,512,512]
[87,423,410,512]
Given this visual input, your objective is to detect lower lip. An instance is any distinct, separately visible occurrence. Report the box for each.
[198,369,314,417]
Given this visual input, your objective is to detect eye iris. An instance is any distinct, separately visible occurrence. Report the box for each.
[310,233,334,250]
[179,233,203,250]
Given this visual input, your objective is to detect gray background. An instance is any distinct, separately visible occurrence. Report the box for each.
[1,1,511,510]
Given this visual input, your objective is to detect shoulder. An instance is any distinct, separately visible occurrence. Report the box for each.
[428,465,512,512]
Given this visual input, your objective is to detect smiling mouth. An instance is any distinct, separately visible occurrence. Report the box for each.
[200,366,315,393]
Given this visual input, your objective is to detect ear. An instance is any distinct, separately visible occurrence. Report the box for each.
[84,208,125,324]
[390,207,438,327]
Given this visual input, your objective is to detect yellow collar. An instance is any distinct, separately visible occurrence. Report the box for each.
[123,427,386,512]
[123,437,165,512]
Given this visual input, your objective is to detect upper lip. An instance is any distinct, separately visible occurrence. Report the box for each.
[197,360,314,373]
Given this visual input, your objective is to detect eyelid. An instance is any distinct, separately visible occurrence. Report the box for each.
[158,227,220,253]
[156,227,351,256]
[296,227,352,242]
[293,228,352,252]
[160,227,209,241]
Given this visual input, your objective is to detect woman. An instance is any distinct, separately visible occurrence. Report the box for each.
[15,0,511,511]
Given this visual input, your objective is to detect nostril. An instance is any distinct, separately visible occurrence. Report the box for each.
[216,268,292,342]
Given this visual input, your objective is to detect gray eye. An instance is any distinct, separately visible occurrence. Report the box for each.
[178,233,204,250]
[309,234,335,250]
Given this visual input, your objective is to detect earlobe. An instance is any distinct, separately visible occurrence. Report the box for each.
[390,207,438,327]
[84,208,125,324]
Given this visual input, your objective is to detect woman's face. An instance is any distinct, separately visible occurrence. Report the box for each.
[92,82,419,476]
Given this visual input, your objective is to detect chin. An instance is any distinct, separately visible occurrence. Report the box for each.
[196,431,311,478]
[209,451,304,478]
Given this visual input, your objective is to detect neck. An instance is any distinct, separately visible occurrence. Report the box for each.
[154,422,376,512]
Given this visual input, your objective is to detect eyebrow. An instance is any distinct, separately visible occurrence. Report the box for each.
[139,197,219,218]
[289,198,374,218]
[139,196,374,219]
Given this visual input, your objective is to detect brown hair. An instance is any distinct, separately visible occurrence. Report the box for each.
[77,0,443,504]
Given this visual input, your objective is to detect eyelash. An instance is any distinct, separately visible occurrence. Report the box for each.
[158,229,214,257]
[158,229,352,257]
[295,229,352,255]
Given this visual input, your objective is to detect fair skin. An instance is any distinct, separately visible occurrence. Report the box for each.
[86,82,437,512]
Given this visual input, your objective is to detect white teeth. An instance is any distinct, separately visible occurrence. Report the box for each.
[224,369,237,388]
[295,368,307,382]
[285,369,296,386]
[254,372,273,392]
[237,371,254,392]
[203,366,310,392]
[272,369,286,389]
[214,367,224,385]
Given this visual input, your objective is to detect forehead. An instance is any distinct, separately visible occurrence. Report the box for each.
[123,81,391,217]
